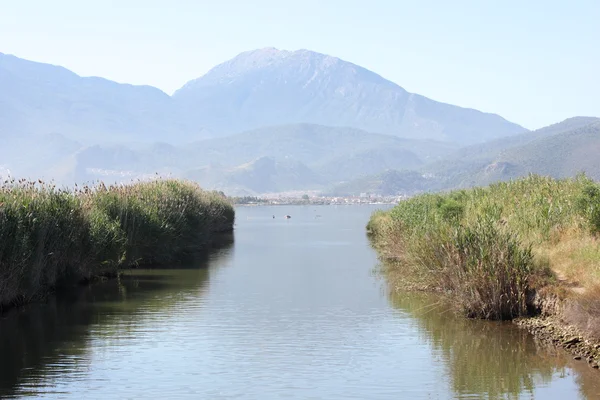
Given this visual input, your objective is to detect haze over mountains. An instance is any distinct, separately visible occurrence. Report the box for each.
[0,48,597,195]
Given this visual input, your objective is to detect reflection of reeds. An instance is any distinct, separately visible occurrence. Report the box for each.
[0,178,234,309]
[368,174,600,322]
[390,292,567,399]
[0,236,233,399]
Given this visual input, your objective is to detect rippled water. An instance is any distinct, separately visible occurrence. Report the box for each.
[1,205,599,399]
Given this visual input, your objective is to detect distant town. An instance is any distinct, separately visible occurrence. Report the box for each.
[231,193,407,206]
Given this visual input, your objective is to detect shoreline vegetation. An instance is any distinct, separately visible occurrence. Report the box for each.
[367,174,600,366]
[0,179,234,311]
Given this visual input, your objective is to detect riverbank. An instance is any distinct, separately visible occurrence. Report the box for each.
[0,179,234,311]
[367,175,600,364]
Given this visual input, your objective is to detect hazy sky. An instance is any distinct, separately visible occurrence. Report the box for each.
[1,0,598,129]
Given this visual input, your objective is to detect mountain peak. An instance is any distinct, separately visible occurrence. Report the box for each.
[233,47,291,63]
[179,47,344,89]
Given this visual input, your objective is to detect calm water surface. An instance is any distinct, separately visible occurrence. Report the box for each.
[1,205,599,399]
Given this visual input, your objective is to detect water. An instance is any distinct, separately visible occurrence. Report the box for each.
[1,205,599,399]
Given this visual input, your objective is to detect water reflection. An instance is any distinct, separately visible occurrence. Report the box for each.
[389,291,600,399]
[0,233,233,399]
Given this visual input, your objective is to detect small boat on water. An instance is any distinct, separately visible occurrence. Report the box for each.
[285,215,291,219]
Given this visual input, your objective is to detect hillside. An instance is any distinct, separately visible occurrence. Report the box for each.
[485,121,600,181]
[429,116,599,167]
[420,117,600,188]
[335,117,600,195]
[174,48,526,144]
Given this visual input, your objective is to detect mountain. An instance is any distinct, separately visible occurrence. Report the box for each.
[0,52,200,144]
[173,48,527,144]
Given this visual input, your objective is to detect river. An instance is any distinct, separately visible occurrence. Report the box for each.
[0,205,599,399]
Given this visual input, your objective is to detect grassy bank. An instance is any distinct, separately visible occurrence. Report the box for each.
[0,179,234,309]
[368,174,600,326]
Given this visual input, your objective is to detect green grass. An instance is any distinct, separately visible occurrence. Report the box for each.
[368,174,600,321]
[0,179,234,309]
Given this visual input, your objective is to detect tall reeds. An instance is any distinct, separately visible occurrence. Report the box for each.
[368,174,600,320]
[0,179,234,309]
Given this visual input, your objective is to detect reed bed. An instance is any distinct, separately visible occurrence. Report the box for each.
[368,174,600,321]
[0,179,234,309]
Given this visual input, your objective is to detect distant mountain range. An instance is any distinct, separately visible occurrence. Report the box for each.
[0,49,598,196]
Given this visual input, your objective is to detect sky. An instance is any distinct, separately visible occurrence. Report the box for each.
[0,0,598,130]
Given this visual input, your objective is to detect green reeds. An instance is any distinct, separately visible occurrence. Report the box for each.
[369,174,600,320]
[0,179,234,309]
